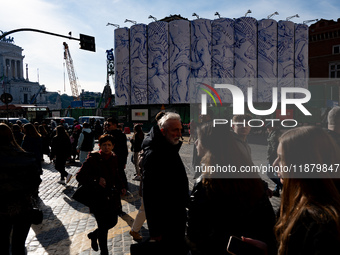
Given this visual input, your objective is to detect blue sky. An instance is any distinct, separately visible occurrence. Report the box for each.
[1,0,339,96]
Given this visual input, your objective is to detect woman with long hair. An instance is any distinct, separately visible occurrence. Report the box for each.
[130,124,144,180]
[244,126,340,254]
[274,126,340,255]
[187,122,277,255]
[22,123,43,175]
[50,125,72,184]
[0,123,41,255]
[38,125,50,161]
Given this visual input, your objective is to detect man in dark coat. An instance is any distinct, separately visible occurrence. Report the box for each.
[105,117,128,215]
[142,112,189,255]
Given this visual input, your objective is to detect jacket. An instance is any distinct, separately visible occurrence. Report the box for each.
[0,145,41,216]
[187,177,277,255]
[141,125,189,238]
[51,135,71,159]
[286,209,340,254]
[108,129,128,167]
[77,128,94,151]
[76,151,124,212]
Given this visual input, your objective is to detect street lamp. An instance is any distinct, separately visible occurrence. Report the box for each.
[107,23,120,28]
[245,10,251,17]
[124,19,137,25]
[267,11,279,19]
[303,19,319,25]
[286,14,299,21]
[192,13,200,19]
[148,15,157,21]
[215,12,221,19]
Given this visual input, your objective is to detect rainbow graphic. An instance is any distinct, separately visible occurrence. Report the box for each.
[198,82,223,106]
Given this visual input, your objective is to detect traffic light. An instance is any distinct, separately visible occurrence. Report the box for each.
[79,34,96,52]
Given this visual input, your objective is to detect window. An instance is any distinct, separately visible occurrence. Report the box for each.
[333,45,340,54]
[330,63,340,78]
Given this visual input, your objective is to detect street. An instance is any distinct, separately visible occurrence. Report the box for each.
[25,134,280,255]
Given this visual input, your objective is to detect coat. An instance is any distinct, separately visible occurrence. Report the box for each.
[141,125,189,239]
[76,151,124,213]
[187,177,277,255]
[0,145,41,217]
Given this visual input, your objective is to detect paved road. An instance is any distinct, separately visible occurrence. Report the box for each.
[25,134,280,255]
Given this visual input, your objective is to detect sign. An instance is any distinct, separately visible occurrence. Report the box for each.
[83,100,96,108]
[71,101,83,108]
[131,109,148,121]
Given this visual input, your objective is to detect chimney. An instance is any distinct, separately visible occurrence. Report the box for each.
[26,63,29,81]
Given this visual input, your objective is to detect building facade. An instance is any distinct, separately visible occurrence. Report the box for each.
[0,38,61,109]
[308,18,340,109]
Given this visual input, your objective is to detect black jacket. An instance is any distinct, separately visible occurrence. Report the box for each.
[0,145,41,216]
[187,177,277,255]
[108,129,128,167]
[141,125,189,238]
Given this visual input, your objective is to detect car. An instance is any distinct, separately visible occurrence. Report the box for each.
[78,116,105,126]
[44,117,76,130]
[0,117,30,125]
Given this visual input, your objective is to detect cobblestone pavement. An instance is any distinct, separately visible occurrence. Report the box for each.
[25,134,280,255]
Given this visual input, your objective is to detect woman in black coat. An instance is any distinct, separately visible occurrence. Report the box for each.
[76,134,126,255]
[50,125,72,184]
[22,123,43,175]
[0,123,41,255]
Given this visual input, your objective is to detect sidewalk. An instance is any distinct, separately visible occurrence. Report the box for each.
[26,135,280,255]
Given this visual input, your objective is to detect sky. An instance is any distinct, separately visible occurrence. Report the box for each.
[1,0,339,96]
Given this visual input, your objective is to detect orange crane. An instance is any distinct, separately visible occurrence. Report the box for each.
[63,42,80,100]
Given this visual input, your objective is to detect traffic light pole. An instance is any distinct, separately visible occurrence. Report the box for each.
[0,28,80,41]
[0,28,95,51]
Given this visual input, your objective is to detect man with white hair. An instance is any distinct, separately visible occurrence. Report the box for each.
[327,106,340,148]
[141,112,189,254]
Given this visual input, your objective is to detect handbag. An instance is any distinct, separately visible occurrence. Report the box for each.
[72,184,95,207]
[30,208,43,225]
[130,239,163,255]
[30,198,43,225]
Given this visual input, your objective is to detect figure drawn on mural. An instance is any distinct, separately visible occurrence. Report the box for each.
[130,25,148,104]
[258,19,278,102]
[191,21,211,79]
[190,20,212,103]
[278,21,295,100]
[211,19,235,103]
[115,29,130,105]
[295,24,308,79]
[234,17,257,101]
[148,22,169,104]
[169,21,191,103]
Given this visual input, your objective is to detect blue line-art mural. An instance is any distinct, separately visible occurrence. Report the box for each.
[234,17,257,102]
[190,19,212,103]
[258,19,278,102]
[147,21,169,104]
[294,23,309,98]
[130,24,148,105]
[114,27,130,105]
[278,20,295,100]
[212,18,234,103]
[113,17,308,106]
[169,20,191,104]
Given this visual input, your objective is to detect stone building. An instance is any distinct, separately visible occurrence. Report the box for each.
[0,37,61,109]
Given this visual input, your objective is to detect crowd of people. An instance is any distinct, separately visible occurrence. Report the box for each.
[1,106,340,255]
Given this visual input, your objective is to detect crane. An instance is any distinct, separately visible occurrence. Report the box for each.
[63,42,80,100]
